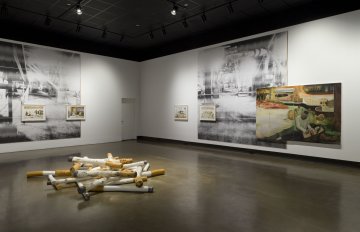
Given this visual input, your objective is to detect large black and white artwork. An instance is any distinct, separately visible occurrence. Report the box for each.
[198,32,288,146]
[0,40,81,144]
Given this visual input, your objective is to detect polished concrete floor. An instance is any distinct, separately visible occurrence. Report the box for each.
[0,140,360,232]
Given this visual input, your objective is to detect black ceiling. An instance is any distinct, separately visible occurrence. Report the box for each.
[0,0,359,61]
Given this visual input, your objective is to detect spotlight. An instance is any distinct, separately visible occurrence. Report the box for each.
[76,3,83,15]
[76,23,81,32]
[171,5,178,16]
[44,15,51,26]
[182,19,188,28]
[227,3,234,14]
[162,26,166,36]
[102,29,107,38]
[201,13,207,23]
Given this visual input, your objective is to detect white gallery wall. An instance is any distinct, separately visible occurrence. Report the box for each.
[139,10,360,162]
[0,39,140,154]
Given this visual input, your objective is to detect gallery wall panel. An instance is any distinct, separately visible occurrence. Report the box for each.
[140,10,360,162]
[0,39,140,154]
[197,32,288,147]
[0,40,81,144]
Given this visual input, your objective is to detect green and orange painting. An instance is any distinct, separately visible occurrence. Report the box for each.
[256,83,341,144]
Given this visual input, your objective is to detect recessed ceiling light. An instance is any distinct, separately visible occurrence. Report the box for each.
[136,24,141,27]
[184,3,188,7]
[171,5,178,16]
[76,4,82,15]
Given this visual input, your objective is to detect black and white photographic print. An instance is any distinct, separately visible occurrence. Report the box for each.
[0,40,81,144]
[198,32,288,146]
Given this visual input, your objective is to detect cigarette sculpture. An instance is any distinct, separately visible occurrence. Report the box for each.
[143,162,150,172]
[26,153,165,201]
[107,177,148,185]
[73,170,137,178]
[26,170,71,178]
[141,169,166,177]
[76,177,108,200]
[91,186,154,193]
[134,166,144,187]
[69,156,123,169]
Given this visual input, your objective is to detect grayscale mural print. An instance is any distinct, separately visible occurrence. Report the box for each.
[198,32,288,146]
[0,41,81,143]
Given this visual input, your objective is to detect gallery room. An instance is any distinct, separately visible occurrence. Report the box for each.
[0,0,359,232]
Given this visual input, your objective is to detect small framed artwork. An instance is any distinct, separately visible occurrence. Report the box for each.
[174,105,188,121]
[66,105,86,121]
[200,104,216,121]
[21,104,46,122]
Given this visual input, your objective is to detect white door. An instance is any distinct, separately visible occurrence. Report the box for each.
[121,98,136,140]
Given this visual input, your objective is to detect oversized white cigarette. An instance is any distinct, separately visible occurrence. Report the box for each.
[77,177,108,194]
[91,185,154,193]
[141,169,165,177]
[136,166,143,176]
[47,176,93,185]
[106,177,147,185]
[143,162,150,172]
[123,161,147,169]
[107,153,113,159]
[47,175,82,190]
[134,166,145,187]
[47,175,57,186]
[89,166,102,171]
[69,156,123,169]
[26,170,71,178]
[117,158,133,164]
[74,170,136,178]
[106,153,133,164]
[70,163,82,174]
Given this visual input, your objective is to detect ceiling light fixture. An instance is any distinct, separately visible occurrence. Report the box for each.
[76,23,81,32]
[182,19,188,28]
[162,26,167,36]
[171,5,178,16]
[102,29,107,38]
[201,13,207,23]
[44,15,51,26]
[76,3,83,15]
[227,3,234,14]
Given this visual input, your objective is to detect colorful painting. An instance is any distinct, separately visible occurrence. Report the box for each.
[198,32,288,146]
[256,83,341,144]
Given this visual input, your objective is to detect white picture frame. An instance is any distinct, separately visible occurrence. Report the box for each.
[200,104,216,121]
[21,104,46,122]
[174,105,188,121]
[66,105,86,121]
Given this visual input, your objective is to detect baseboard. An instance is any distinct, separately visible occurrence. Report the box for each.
[137,136,360,167]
